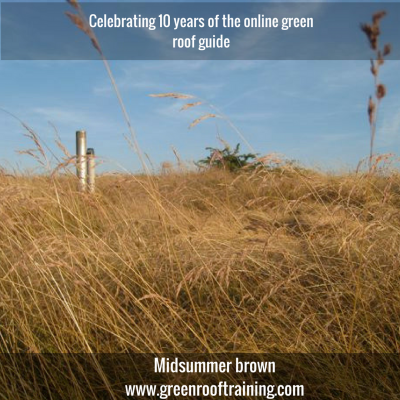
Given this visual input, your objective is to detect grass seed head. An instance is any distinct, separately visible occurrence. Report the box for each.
[189,113,217,129]
[67,0,80,10]
[377,51,384,65]
[370,60,377,76]
[149,93,194,99]
[372,10,387,24]
[376,84,387,99]
[65,12,90,36]
[361,11,386,51]
[65,11,101,54]
[383,43,392,56]
[361,23,379,50]
[180,101,202,111]
[368,96,376,125]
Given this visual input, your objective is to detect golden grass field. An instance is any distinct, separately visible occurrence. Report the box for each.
[1,166,399,354]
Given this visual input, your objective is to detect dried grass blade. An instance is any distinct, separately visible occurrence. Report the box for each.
[51,157,76,178]
[67,0,80,10]
[180,101,202,111]
[189,114,217,129]
[149,93,194,99]
[65,12,91,36]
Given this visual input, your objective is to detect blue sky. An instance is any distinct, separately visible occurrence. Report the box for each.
[1,0,399,172]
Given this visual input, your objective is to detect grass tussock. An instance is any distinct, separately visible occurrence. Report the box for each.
[0,167,399,353]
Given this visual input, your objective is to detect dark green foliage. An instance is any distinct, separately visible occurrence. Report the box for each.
[197,143,259,172]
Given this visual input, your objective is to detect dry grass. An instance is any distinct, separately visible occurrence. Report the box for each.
[361,10,391,171]
[0,166,399,354]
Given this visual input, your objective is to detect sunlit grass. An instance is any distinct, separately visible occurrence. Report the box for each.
[0,166,399,354]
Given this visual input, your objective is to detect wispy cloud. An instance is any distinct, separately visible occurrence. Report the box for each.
[30,106,121,138]
[93,60,226,97]
[379,105,400,147]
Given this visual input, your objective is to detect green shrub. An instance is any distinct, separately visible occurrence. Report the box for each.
[197,143,258,172]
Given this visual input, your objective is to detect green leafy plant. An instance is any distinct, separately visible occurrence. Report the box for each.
[196,143,258,172]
